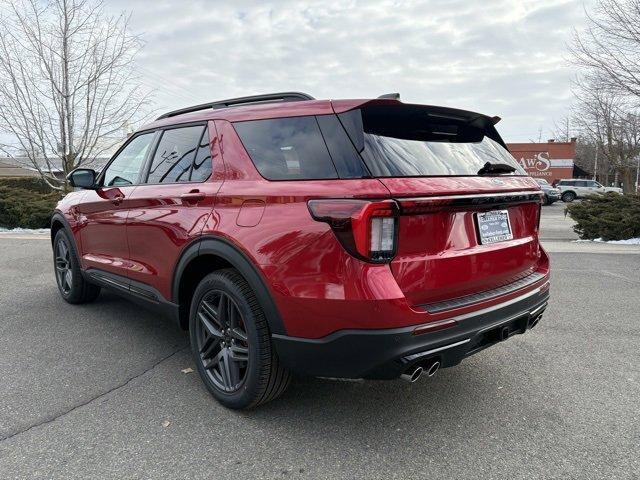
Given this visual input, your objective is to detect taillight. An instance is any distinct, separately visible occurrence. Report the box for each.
[307,199,399,263]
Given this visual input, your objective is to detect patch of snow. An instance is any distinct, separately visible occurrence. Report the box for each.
[574,237,640,245]
[0,227,49,235]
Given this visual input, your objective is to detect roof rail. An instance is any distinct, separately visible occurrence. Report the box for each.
[155,92,315,120]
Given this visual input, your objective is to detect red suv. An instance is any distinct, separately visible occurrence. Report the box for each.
[52,92,550,409]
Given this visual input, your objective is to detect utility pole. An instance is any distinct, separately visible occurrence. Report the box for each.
[593,143,599,181]
[635,155,639,193]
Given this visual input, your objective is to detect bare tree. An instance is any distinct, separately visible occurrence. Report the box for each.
[569,0,640,101]
[0,0,149,189]
[570,76,640,190]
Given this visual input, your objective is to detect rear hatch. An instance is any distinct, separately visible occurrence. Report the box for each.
[334,101,544,308]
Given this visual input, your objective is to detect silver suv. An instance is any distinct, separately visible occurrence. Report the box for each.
[556,179,623,202]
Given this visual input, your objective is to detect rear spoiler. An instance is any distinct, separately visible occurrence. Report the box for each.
[331,99,509,149]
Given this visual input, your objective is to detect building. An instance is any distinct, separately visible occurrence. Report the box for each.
[0,157,65,179]
[0,159,41,178]
[507,139,577,184]
[0,156,109,179]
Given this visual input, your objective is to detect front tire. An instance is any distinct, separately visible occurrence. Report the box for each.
[189,269,290,409]
[53,230,101,304]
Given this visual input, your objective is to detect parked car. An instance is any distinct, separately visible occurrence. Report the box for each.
[52,92,550,409]
[534,178,560,205]
[556,179,623,202]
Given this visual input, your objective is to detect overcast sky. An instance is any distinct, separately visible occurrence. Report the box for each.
[0,0,593,151]
[101,0,593,143]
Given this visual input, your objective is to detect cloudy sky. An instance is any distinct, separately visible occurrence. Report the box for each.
[100,0,594,143]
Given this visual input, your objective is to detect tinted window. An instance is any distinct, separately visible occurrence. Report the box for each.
[558,180,574,186]
[338,107,525,177]
[234,116,338,180]
[587,181,600,187]
[147,126,204,184]
[576,181,588,187]
[316,114,367,178]
[103,133,154,187]
[191,127,212,182]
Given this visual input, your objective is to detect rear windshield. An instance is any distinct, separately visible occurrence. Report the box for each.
[339,105,526,177]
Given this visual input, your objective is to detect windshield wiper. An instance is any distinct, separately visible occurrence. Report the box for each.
[477,162,516,176]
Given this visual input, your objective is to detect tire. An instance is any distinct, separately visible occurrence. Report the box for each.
[189,269,291,409]
[53,229,101,304]
[542,194,550,206]
[561,191,576,203]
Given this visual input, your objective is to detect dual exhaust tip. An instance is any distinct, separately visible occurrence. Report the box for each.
[400,359,440,383]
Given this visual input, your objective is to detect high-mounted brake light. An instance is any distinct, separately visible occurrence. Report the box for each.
[307,199,399,263]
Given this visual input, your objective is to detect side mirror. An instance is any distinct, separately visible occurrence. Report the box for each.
[68,168,97,189]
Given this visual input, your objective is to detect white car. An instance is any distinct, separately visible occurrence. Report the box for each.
[556,179,623,202]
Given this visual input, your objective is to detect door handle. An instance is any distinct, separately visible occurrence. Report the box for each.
[180,190,205,203]
[111,195,124,205]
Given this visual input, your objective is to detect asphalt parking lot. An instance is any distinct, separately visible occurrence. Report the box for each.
[0,204,639,479]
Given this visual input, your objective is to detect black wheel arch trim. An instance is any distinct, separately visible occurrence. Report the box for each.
[172,235,287,336]
[50,212,82,261]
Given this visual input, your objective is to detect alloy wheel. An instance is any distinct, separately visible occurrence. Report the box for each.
[196,290,250,393]
[55,238,72,294]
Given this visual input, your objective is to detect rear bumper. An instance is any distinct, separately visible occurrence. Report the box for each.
[272,283,549,379]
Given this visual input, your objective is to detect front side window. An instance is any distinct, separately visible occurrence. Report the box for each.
[234,116,338,180]
[102,133,154,187]
[146,125,204,184]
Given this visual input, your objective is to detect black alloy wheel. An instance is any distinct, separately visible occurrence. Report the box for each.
[195,290,250,393]
[55,236,73,295]
[52,229,100,303]
[189,269,290,409]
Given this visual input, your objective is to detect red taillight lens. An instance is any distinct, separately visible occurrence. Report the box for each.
[308,199,399,263]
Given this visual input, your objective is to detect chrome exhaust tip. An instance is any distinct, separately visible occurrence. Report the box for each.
[528,314,542,329]
[425,360,440,377]
[400,366,423,383]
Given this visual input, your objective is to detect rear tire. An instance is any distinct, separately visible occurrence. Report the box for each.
[189,269,290,409]
[561,191,576,203]
[53,230,101,304]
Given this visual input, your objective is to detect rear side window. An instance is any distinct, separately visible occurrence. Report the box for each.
[234,117,338,180]
[147,125,204,183]
[559,180,574,186]
[190,128,212,182]
[338,106,526,177]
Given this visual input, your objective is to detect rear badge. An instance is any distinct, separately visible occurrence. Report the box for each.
[476,210,513,244]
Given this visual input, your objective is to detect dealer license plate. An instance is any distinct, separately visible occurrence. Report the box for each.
[476,210,513,244]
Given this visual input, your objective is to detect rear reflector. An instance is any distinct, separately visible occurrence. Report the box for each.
[412,319,458,335]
